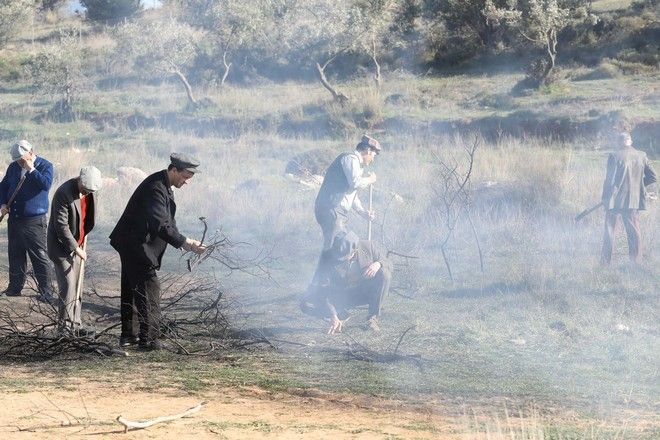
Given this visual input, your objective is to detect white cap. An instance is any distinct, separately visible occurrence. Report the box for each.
[79,166,103,192]
[10,140,32,161]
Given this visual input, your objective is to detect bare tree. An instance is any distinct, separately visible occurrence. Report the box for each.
[428,137,483,281]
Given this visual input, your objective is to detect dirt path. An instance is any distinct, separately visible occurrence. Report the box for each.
[0,378,457,439]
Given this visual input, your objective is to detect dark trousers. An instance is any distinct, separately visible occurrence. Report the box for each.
[119,252,161,343]
[302,268,391,320]
[314,205,348,250]
[601,209,642,264]
[7,215,53,295]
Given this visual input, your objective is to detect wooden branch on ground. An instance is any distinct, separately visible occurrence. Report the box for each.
[116,401,208,433]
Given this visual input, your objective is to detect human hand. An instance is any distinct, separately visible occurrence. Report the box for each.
[19,152,35,171]
[75,247,87,261]
[183,238,206,254]
[327,315,344,335]
[363,261,381,279]
[366,172,377,184]
[0,204,9,216]
[361,209,375,221]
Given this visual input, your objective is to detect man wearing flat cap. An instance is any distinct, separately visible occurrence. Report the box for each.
[0,140,55,301]
[110,153,205,350]
[48,166,103,335]
[300,230,392,334]
[314,135,381,250]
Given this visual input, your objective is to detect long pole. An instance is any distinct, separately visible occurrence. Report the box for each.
[367,184,373,241]
[73,236,87,332]
[0,175,27,223]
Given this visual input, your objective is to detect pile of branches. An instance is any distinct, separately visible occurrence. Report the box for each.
[0,228,271,360]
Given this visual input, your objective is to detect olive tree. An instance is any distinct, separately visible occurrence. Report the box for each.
[0,0,35,44]
[24,29,89,121]
[114,16,204,106]
[175,0,267,86]
[275,0,372,103]
[484,0,596,85]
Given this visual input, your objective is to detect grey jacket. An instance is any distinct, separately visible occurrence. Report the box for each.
[601,147,656,210]
[47,178,96,260]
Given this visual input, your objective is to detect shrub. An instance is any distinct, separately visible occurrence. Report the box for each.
[0,0,34,44]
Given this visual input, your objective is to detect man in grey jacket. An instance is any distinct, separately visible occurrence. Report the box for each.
[600,132,657,264]
[47,167,102,334]
[314,135,381,250]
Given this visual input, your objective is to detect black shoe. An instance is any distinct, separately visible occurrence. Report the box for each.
[119,335,139,347]
[3,288,21,297]
[37,292,54,304]
[138,340,163,352]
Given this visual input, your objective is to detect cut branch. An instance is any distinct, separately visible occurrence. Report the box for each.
[116,401,208,433]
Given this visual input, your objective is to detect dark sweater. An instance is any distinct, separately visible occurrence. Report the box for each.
[0,156,53,218]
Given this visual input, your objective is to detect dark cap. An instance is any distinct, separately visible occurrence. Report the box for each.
[330,231,360,261]
[356,135,381,154]
[170,153,201,173]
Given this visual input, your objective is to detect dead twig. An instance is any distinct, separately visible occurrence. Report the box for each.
[116,401,208,433]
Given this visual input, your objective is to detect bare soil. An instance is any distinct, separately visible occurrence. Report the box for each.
[0,374,456,439]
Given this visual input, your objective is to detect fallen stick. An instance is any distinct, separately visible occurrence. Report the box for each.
[116,401,208,433]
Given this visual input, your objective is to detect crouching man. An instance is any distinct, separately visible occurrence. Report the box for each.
[47,166,102,335]
[300,231,392,334]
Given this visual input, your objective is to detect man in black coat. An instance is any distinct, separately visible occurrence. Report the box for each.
[110,154,205,350]
[300,231,392,334]
[48,166,102,335]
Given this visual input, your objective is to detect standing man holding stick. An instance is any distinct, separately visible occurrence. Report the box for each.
[314,135,381,250]
[110,154,206,350]
[600,131,656,264]
[0,140,55,301]
[47,167,102,335]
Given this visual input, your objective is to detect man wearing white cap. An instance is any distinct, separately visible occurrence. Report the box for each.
[47,167,103,334]
[0,140,54,300]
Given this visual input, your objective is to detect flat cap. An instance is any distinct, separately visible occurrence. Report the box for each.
[330,231,360,261]
[10,140,32,161]
[79,166,103,192]
[170,153,201,173]
[357,135,381,154]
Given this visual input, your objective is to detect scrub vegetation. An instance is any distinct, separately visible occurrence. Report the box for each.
[0,0,658,438]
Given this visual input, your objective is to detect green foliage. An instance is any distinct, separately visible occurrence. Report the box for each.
[80,0,142,22]
[23,29,90,121]
[0,0,34,44]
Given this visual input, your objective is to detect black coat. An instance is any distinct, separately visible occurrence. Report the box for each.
[47,178,96,260]
[109,170,186,270]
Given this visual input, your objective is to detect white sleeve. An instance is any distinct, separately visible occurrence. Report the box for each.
[341,155,370,190]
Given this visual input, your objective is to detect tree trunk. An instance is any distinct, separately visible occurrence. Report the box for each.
[371,38,382,91]
[316,62,349,105]
[543,28,557,83]
[221,50,232,86]
[172,69,197,106]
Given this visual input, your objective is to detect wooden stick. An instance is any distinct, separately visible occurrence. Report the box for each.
[0,175,26,223]
[116,401,208,433]
[73,236,87,329]
[367,184,373,241]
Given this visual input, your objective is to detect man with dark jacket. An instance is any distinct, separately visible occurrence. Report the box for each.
[110,154,205,350]
[47,166,102,335]
[300,231,392,334]
[601,132,657,264]
[0,140,54,301]
[314,135,381,250]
